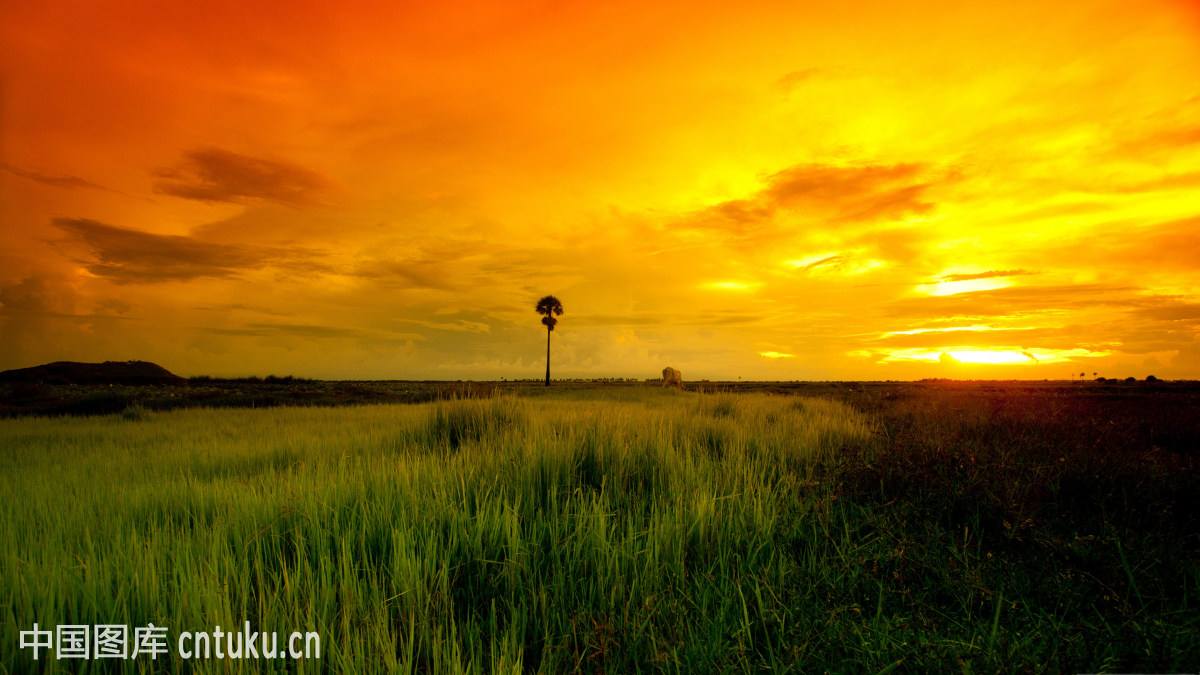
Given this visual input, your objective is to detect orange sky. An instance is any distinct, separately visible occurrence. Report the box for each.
[2,0,1199,380]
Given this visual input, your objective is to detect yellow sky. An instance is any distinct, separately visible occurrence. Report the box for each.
[2,0,1199,379]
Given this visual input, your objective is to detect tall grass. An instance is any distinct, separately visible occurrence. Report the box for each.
[2,387,1196,672]
[0,391,872,673]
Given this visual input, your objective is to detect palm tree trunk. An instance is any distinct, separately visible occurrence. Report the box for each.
[544,327,551,386]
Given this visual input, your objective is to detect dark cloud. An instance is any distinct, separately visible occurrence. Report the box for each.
[1,162,106,191]
[940,269,1032,282]
[153,147,327,205]
[52,218,325,283]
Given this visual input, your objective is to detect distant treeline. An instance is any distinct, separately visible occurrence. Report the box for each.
[189,375,317,384]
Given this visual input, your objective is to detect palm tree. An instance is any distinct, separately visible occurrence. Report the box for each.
[536,295,564,386]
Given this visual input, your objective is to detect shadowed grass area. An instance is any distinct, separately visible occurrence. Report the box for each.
[829,386,1200,670]
[0,387,1196,672]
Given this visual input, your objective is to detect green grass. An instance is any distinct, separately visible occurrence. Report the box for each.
[0,387,1196,672]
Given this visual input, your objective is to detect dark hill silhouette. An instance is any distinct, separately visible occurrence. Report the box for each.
[0,361,183,385]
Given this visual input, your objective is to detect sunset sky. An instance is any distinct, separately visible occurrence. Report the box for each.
[2,0,1199,380]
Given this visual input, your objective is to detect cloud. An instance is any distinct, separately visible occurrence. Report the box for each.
[1000,201,1110,224]
[871,325,1068,349]
[52,218,325,283]
[397,319,492,334]
[775,68,823,92]
[352,258,459,290]
[0,276,58,313]
[0,275,135,321]
[194,303,292,317]
[766,163,939,222]
[1113,122,1200,158]
[1131,300,1200,322]
[887,283,1138,318]
[575,311,762,328]
[870,346,1111,365]
[211,323,366,339]
[1125,215,1200,268]
[939,269,1033,282]
[94,298,133,315]
[867,286,1200,370]
[797,254,845,271]
[153,148,327,205]
[1112,171,1200,194]
[1,162,106,191]
[1051,214,1200,270]
[207,322,426,345]
[350,238,498,291]
[679,162,944,239]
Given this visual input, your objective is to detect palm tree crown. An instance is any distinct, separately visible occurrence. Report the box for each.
[536,295,564,331]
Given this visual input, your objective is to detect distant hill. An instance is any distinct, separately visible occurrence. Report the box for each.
[0,361,184,385]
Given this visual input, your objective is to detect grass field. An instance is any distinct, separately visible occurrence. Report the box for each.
[1,385,1197,672]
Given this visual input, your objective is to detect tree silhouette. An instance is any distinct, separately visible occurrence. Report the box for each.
[536,295,564,387]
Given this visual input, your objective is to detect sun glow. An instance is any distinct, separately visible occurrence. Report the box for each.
[880,324,1024,337]
[944,350,1038,365]
[872,347,1114,365]
[2,0,1198,379]
[701,280,761,291]
[918,278,1014,297]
